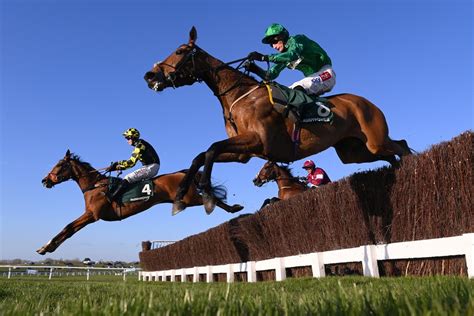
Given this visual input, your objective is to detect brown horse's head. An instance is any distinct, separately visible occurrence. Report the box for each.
[42,150,75,188]
[253,161,279,187]
[144,26,203,92]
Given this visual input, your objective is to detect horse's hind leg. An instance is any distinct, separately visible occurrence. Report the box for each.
[36,212,96,255]
[173,152,206,214]
[216,200,244,214]
[353,98,411,160]
[334,138,398,166]
[393,139,412,155]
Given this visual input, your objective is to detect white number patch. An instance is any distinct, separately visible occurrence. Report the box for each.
[141,184,152,195]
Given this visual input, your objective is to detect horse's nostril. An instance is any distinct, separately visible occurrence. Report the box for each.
[144,72,155,81]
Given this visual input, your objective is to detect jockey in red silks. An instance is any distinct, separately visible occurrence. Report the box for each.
[302,159,331,187]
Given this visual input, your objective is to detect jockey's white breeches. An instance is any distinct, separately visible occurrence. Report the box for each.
[124,163,160,183]
[289,65,336,96]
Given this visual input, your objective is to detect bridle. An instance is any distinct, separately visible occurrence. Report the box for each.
[47,160,104,185]
[256,162,305,187]
[154,45,252,96]
[47,160,74,184]
[157,46,203,89]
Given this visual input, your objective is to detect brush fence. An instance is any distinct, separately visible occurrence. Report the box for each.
[139,233,474,282]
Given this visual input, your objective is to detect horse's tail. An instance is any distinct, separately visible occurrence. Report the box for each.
[210,183,228,202]
[192,170,228,202]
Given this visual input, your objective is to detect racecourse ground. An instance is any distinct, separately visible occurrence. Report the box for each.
[0,275,472,315]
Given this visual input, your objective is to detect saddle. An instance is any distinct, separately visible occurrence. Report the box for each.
[108,177,154,203]
[264,82,334,124]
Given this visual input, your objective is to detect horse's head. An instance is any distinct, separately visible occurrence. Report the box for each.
[42,150,75,188]
[144,26,204,92]
[253,161,279,187]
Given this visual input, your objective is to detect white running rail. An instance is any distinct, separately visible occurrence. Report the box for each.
[139,233,474,282]
[0,265,138,281]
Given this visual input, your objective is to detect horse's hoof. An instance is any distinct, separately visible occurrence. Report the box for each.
[172,200,186,216]
[230,204,244,213]
[36,247,46,255]
[202,193,216,215]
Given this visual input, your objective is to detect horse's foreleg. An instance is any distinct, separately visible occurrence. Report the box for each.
[200,133,262,214]
[173,151,251,215]
[36,212,96,255]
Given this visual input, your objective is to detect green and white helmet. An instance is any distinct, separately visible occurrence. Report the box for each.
[261,23,290,44]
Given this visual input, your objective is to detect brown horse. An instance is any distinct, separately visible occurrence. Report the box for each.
[37,150,243,255]
[253,161,307,201]
[144,27,411,214]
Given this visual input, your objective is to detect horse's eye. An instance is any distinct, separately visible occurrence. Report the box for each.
[176,49,183,55]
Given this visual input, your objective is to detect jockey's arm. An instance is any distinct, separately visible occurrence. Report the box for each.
[268,40,303,64]
[117,146,143,170]
[265,63,286,81]
[246,61,283,82]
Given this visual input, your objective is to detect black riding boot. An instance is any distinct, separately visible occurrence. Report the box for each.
[108,179,129,202]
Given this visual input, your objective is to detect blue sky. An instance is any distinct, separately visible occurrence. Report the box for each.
[1,0,472,262]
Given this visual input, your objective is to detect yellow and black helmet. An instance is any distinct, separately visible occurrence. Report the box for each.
[122,128,140,139]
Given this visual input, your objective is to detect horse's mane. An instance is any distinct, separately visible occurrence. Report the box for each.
[69,153,95,171]
[276,163,295,178]
[197,45,259,85]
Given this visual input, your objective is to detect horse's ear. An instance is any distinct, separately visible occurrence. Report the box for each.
[189,26,197,45]
[65,149,71,159]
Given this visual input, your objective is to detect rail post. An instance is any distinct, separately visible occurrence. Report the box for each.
[49,267,54,280]
[206,265,213,283]
[246,261,257,283]
[464,233,474,278]
[275,257,286,281]
[226,264,234,283]
[361,245,379,277]
[310,252,325,277]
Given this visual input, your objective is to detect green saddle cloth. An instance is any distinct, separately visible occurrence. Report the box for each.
[268,82,333,123]
[108,177,154,203]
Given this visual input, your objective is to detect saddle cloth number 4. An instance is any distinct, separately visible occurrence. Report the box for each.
[141,183,152,195]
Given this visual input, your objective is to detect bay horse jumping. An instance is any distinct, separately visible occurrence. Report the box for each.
[144,27,411,214]
[37,150,243,255]
[253,161,307,206]
[253,161,308,209]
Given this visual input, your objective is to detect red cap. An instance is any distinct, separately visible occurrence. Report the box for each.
[302,160,315,169]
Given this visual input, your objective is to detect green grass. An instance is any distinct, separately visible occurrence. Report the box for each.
[0,276,472,315]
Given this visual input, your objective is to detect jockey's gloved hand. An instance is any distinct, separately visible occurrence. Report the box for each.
[298,176,308,183]
[106,162,118,172]
[243,61,260,74]
[247,51,268,62]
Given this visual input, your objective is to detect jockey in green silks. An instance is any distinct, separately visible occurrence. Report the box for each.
[246,23,336,96]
